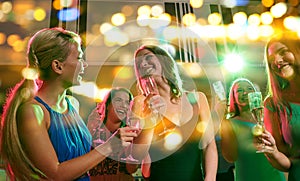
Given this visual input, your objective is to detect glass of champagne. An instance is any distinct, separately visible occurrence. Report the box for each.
[121,113,140,163]
[248,91,267,153]
[140,76,172,136]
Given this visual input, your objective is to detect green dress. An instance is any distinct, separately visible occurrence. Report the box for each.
[230,119,286,181]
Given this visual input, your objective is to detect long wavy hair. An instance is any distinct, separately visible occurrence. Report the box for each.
[134,45,183,99]
[227,78,257,118]
[264,32,300,123]
[0,27,81,180]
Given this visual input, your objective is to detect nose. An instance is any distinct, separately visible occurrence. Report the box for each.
[140,57,149,67]
[274,54,284,67]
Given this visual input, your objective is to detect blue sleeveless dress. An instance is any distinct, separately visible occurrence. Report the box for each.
[35,96,92,181]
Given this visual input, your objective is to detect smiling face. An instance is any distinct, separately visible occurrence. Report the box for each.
[107,91,131,123]
[135,49,163,77]
[233,81,256,110]
[61,43,87,86]
[267,42,295,79]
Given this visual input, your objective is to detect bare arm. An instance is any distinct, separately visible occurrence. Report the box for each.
[198,92,218,181]
[263,104,291,171]
[220,118,238,163]
[17,102,134,181]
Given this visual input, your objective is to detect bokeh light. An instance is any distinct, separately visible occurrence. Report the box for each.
[223,53,244,73]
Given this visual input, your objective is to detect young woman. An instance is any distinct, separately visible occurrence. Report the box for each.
[87,87,139,180]
[131,44,218,181]
[261,32,300,181]
[221,78,285,181]
[0,27,138,181]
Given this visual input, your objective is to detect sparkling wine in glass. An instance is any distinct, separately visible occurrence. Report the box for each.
[248,91,267,153]
[121,114,140,163]
[140,76,173,136]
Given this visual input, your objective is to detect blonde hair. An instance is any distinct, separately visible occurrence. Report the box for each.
[0,27,81,180]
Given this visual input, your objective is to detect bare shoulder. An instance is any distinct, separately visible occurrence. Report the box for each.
[17,100,48,129]
[186,91,208,103]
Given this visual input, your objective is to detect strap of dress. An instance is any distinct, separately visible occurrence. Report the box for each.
[34,96,52,111]
[34,96,72,113]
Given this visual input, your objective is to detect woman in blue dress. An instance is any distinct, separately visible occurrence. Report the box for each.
[221,78,286,181]
[260,32,300,181]
[0,27,138,180]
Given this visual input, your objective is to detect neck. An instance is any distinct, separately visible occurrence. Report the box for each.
[105,117,121,132]
[37,81,68,112]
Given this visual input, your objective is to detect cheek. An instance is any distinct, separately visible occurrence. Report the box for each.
[285,53,295,63]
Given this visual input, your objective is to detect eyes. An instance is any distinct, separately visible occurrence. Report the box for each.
[112,97,130,107]
[268,48,290,68]
[136,54,154,68]
[235,86,255,94]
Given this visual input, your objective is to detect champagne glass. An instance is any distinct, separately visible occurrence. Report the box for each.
[140,76,172,136]
[212,81,226,101]
[92,125,106,145]
[121,115,140,163]
[248,91,267,153]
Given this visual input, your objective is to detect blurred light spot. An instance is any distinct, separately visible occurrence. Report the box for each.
[270,2,287,18]
[246,25,260,40]
[12,40,25,52]
[57,8,79,21]
[196,121,207,134]
[22,67,39,80]
[158,13,171,26]
[236,0,249,6]
[0,32,6,45]
[111,13,126,26]
[164,131,182,151]
[248,13,260,26]
[221,0,236,8]
[7,34,20,46]
[137,15,150,26]
[2,1,13,14]
[53,0,63,10]
[227,24,244,40]
[223,53,244,73]
[121,5,133,17]
[190,0,203,8]
[100,22,113,34]
[113,67,133,80]
[283,16,300,31]
[208,12,222,25]
[262,0,274,7]
[34,8,46,21]
[151,4,163,17]
[233,12,247,26]
[182,13,196,26]
[259,25,274,37]
[60,0,73,8]
[260,12,273,25]
[138,5,151,16]
[180,63,203,78]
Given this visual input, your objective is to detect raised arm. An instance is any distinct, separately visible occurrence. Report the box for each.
[263,101,291,172]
